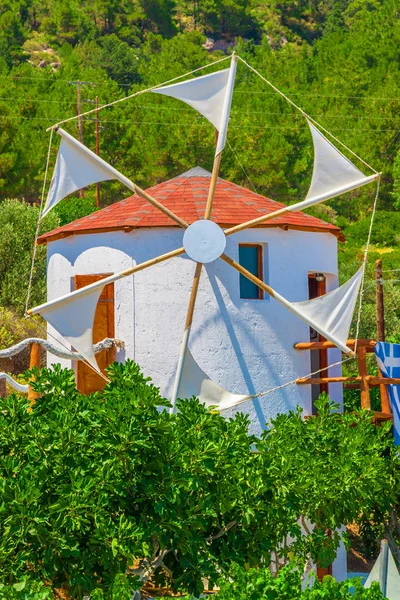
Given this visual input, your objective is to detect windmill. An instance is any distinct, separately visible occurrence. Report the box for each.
[26,53,380,413]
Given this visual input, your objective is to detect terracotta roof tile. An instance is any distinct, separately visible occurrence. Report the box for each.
[37,167,344,244]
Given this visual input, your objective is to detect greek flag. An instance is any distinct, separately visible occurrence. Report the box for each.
[374,342,400,446]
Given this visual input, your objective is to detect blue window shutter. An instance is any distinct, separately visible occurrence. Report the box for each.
[239,245,263,299]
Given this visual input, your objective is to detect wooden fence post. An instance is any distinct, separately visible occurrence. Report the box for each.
[357,345,370,409]
[28,342,41,406]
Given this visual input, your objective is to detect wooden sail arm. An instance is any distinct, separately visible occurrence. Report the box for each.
[220,253,354,356]
[223,175,380,238]
[27,247,185,316]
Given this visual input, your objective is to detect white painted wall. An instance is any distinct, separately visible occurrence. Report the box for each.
[46,225,343,434]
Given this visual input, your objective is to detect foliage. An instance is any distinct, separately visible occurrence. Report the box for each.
[257,394,397,568]
[0,580,53,599]
[0,200,59,314]
[215,565,385,599]
[0,361,266,597]
[0,306,45,380]
[53,194,98,226]
[0,307,44,352]
[0,363,396,598]
[0,567,386,599]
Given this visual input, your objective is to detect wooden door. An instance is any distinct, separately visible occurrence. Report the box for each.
[75,274,115,395]
[308,274,328,413]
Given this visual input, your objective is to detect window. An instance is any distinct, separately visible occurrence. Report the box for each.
[238,244,264,299]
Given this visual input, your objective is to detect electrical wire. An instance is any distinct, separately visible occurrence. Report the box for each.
[1,114,399,132]
[0,73,399,100]
[1,97,400,121]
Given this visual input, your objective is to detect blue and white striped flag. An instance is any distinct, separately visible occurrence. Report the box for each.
[374,341,400,445]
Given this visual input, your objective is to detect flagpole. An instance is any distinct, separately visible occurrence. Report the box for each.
[169,53,238,413]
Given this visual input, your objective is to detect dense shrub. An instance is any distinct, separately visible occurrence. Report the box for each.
[0,362,396,598]
[0,568,386,599]
[215,565,385,600]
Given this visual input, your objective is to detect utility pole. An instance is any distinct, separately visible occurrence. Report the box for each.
[376,259,385,341]
[95,96,100,208]
[69,80,91,197]
[77,81,82,144]
[84,96,102,208]
[77,81,83,198]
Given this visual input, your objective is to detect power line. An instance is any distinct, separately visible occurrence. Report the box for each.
[233,91,400,101]
[1,114,400,132]
[0,96,98,105]
[0,74,399,101]
[1,97,400,121]
[0,74,134,87]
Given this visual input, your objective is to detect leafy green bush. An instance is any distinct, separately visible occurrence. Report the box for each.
[0,361,271,598]
[0,580,53,600]
[0,568,386,600]
[53,194,98,226]
[0,363,396,598]
[0,575,133,599]
[215,565,385,600]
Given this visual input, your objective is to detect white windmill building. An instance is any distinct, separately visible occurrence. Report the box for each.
[38,165,346,433]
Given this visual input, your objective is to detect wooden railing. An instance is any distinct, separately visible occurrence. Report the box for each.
[294,339,394,422]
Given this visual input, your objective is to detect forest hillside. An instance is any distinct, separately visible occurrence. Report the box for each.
[1,0,400,342]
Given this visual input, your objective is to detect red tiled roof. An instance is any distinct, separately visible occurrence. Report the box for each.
[37,167,344,244]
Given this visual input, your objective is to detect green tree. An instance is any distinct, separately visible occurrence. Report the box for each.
[0,363,396,598]
[0,200,59,313]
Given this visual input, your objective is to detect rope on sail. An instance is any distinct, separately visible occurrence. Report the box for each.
[354,177,381,354]
[46,55,231,132]
[23,306,111,383]
[237,56,378,175]
[24,128,54,315]
[45,329,111,382]
[0,337,124,360]
[219,356,354,411]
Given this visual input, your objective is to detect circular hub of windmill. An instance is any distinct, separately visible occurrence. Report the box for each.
[183,220,226,264]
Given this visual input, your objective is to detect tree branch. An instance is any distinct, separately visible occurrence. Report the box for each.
[207,520,237,542]
[127,548,171,584]
[301,515,312,536]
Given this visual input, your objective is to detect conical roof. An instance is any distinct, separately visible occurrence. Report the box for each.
[37,167,344,245]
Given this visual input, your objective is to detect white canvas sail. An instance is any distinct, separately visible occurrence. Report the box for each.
[152,56,237,155]
[364,540,400,598]
[284,267,363,353]
[306,121,374,205]
[39,284,105,372]
[42,128,134,218]
[177,348,248,410]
